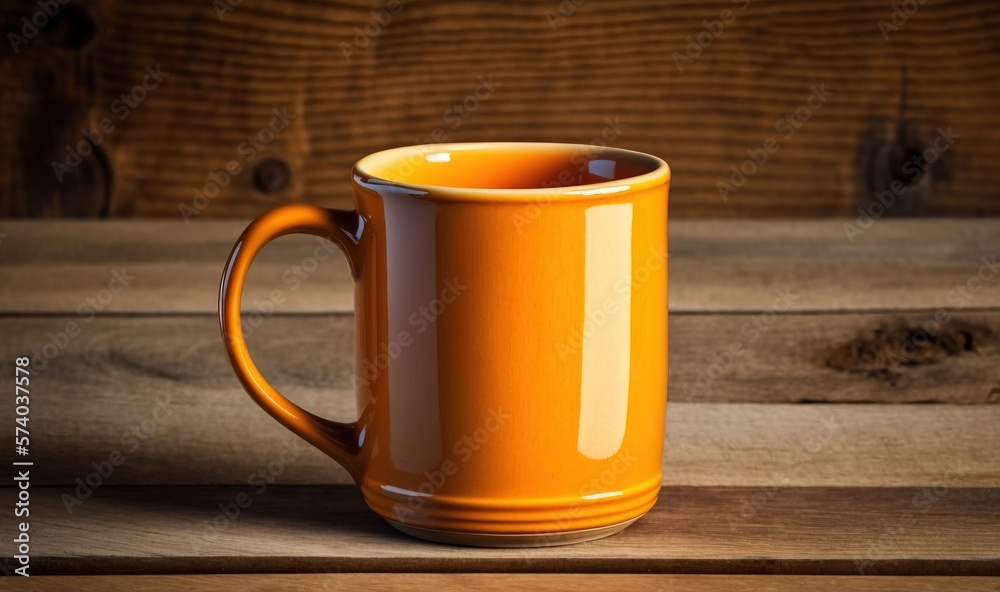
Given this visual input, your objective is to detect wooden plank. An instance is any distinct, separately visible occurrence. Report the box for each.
[1,316,996,487]
[6,486,997,576]
[671,311,1000,404]
[1,219,999,313]
[0,220,355,314]
[5,309,1000,407]
[2,1,999,218]
[668,219,1000,312]
[14,574,1000,592]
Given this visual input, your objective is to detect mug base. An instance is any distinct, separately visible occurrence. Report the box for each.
[383,515,641,548]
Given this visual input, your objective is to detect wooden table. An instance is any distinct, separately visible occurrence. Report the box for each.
[0,219,998,590]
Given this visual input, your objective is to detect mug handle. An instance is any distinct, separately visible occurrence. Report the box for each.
[219,204,366,480]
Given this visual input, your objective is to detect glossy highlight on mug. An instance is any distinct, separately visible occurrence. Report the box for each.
[219,142,670,546]
[578,202,633,460]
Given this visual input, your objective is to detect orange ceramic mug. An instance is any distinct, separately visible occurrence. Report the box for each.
[219,142,669,546]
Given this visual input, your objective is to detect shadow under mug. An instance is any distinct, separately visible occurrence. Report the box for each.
[219,142,670,546]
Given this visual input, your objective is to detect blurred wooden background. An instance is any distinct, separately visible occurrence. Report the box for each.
[1,0,998,218]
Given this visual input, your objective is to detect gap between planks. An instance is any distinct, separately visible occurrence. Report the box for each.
[1,219,999,313]
[2,312,998,405]
[0,314,996,486]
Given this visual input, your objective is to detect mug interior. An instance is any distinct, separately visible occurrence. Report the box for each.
[354,143,668,197]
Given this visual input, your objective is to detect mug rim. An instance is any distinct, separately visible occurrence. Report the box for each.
[352,142,670,202]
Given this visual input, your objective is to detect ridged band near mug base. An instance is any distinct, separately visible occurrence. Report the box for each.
[384,515,642,548]
[362,475,661,538]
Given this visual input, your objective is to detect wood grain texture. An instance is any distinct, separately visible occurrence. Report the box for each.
[671,312,1000,404]
[0,1,110,217]
[15,574,1000,591]
[4,486,997,576]
[0,220,997,578]
[0,316,996,486]
[1,219,999,313]
[5,311,998,409]
[2,0,1000,218]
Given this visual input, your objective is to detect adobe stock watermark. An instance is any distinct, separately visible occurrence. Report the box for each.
[511,116,628,233]
[411,74,501,145]
[725,416,840,532]
[338,74,499,188]
[29,267,135,372]
[52,65,170,182]
[535,448,638,544]
[673,0,751,72]
[877,0,927,41]
[854,461,969,574]
[556,245,667,362]
[391,407,510,524]
[717,84,833,202]
[842,126,960,243]
[179,106,294,221]
[197,437,308,545]
[61,395,174,513]
[879,255,997,377]
[218,236,346,343]
[7,0,71,55]
[355,278,467,389]
[681,288,799,402]
[340,0,409,62]
[545,0,586,30]
[943,256,997,309]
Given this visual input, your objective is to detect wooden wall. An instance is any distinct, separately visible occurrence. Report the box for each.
[1,0,998,218]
